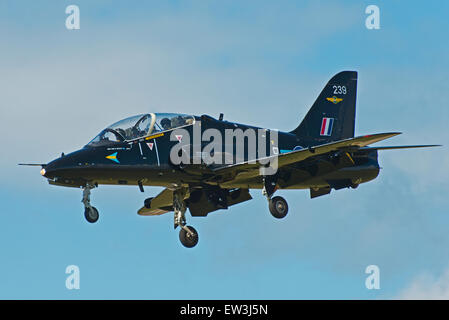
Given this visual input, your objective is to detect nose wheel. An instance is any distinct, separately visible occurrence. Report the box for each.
[84,206,99,223]
[82,183,99,223]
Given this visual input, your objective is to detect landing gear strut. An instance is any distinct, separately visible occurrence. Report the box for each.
[173,188,199,248]
[263,176,288,219]
[82,183,99,223]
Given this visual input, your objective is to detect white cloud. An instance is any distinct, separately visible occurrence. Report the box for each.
[396,267,449,299]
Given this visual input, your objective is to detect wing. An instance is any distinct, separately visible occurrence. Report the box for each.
[137,133,439,215]
[212,132,402,179]
[137,186,252,217]
[137,188,189,216]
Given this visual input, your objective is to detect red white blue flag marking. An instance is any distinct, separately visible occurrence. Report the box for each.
[320,117,334,136]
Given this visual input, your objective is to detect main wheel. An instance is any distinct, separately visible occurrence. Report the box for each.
[84,206,99,223]
[179,226,199,248]
[269,196,288,219]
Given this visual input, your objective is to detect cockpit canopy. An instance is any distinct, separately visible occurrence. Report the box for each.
[86,113,195,147]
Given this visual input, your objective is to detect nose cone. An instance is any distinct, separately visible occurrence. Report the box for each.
[43,157,65,179]
[43,150,84,179]
[41,149,91,188]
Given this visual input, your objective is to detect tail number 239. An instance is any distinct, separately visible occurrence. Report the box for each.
[333,85,347,95]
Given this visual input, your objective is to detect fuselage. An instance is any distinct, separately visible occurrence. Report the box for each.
[42,113,380,191]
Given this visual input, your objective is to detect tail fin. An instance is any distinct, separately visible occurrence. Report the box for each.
[291,71,358,146]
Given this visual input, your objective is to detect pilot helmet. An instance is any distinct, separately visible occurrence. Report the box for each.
[160,118,171,129]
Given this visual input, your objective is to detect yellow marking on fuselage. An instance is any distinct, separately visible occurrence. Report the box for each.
[145,132,164,140]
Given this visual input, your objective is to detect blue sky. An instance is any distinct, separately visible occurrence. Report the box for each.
[1,1,449,299]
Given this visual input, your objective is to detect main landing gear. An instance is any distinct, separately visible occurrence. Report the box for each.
[263,176,289,219]
[268,196,289,219]
[82,183,99,223]
[173,189,199,248]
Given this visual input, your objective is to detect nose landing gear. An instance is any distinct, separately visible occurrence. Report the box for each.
[84,206,99,223]
[82,183,99,223]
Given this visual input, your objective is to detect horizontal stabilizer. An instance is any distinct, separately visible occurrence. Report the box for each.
[361,144,441,151]
[18,163,46,167]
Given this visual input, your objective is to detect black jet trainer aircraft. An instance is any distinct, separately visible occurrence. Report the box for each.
[20,71,439,248]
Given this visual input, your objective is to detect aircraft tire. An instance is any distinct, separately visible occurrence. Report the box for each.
[179,226,199,248]
[269,196,289,219]
[84,206,99,223]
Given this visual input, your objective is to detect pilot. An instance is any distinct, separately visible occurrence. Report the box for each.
[171,116,186,128]
[160,118,172,130]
